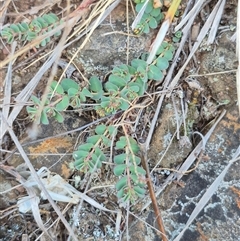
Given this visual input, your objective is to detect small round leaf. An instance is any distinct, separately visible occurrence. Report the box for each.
[61,78,79,92]
[114,164,127,176]
[115,176,128,191]
[55,95,69,111]
[89,76,102,92]
[148,17,158,29]
[156,57,169,70]
[114,154,126,164]
[147,65,163,81]
[95,124,107,135]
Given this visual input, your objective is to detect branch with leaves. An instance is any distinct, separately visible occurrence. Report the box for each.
[1,13,63,47]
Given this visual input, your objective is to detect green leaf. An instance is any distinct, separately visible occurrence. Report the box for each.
[117,189,124,199]
[143,23,150,34]
[114,164,127,176]
[95,124,106,135]
[91,153,102,165]
[81,87,92,97]
[164,50,174,60]
[42,13,58,24]
[131,59,147,70]
[10,24,20,33]
[26,106,37,114]
[172,36,180,43]
[70,96,81,108]
[87,135,100,145]
[156,45,164,55]
[1,29,12,40]
[74,158,85,169]
[129,84,140,92]
[79,92,86,102]
[120,89,129,99]
[42,31,50,43]
[78,143,93,151]
[135,2,144,12]
[131,174,145,187]
[6,34,14,43]
[112,64,131,82]
[129,165,146,176]
[36,17,48,28]
[105,82,119,92]
[19,22,29,31]
[150,8,161,17]
[54,110,64,123]
[115,176,128,191]
[129,138,140,153]
[40,109,49,125]
[116,137,127,149]
[137,65,148,83]
[26,31,37,41]
[40,39,47,47]
[30,20,42,32]
[89,76,102,92]
[147,65,163,81]
[68,88,78,97]
[120,99,129,110]
[117,64,129,71]
[174,30,182,39]
[94,147,106,162]
[51,81,64,94]
[102,136,111,147]
[100,97,111,108]
[73,150,89,159]
[122,191,132,202]
[156,57,169,70]
[108,125,117,136]
[148,17,158,29]
[135,79,147,95]
[31,95,41,105]
[55,95,69,111]
[91,90,104,101]
[109,74,127,87]
[133,186,145,197]
[61,78,79,92]
[155,12,164,22]
[127,65,137,75]
[130,155,141,165]
[145,1,153,13]
[114,154,126,164]
[54,30,62,37]
[101,100,110,108]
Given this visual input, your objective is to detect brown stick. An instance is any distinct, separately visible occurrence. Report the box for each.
[139,142,168,241]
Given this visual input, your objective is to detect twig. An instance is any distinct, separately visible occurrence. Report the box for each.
[139,141,168,241]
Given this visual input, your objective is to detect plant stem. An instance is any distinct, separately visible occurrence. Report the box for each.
[139,141,168,241]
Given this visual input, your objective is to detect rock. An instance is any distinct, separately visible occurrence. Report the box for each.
[7,113,87,179]
[66,3,154,79]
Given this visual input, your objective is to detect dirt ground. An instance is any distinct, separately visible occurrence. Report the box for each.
[0,1,239,241]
